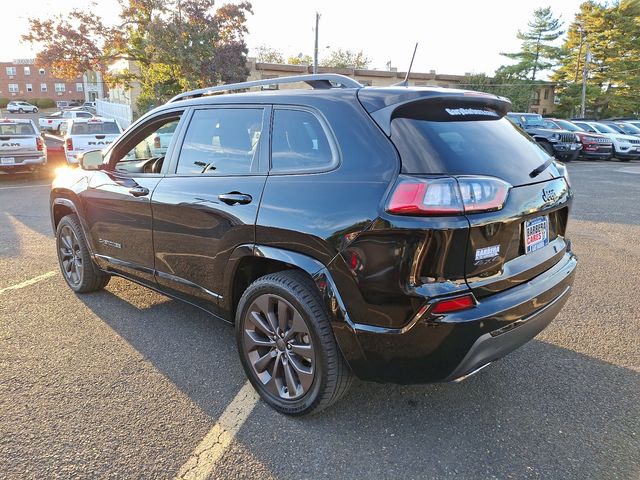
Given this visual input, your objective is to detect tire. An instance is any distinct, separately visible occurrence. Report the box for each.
[33,108,38,113]
[18,108,24,113]
[236,270,353,416]
[539,141,554,156]
[56,214,110,293]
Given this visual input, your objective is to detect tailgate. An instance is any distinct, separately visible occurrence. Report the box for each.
[71,134,119,152]
[0,136,38,155]
[464,176,570,297]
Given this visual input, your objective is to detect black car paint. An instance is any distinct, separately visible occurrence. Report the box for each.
[51,86,577,384]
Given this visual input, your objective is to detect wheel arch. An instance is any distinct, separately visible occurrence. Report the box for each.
[50,193,96,253]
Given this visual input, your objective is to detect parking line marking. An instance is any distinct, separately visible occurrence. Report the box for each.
[0,271,57,295]
[0,184,50,190]
[175,381,259,480]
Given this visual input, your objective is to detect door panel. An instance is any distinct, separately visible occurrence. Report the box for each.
[151,106,269,314]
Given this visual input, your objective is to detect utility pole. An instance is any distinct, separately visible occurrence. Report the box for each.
[580,45,590,118]
[313,13,320,74]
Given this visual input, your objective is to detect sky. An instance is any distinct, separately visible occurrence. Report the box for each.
[3,0,585,78]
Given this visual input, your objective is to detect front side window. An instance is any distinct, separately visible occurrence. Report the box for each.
[176,108,264,175]
[111,114,183,174]
[271,109,335,172]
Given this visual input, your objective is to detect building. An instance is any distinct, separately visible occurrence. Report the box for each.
[0,58,105,103]
[106,57,556,115]
[106,58,142,112]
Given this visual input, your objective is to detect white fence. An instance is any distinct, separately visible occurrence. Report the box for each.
[96,100,133,129]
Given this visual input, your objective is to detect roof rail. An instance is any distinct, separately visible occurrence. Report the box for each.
[169,74,363,103]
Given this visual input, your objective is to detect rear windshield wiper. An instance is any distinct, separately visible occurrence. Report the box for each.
[530,156,554,178]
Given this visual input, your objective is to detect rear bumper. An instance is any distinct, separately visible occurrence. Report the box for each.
[0,156,47,171]
[338,251,577,384]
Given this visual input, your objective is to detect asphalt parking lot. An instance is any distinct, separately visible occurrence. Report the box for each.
[0,160,638,479]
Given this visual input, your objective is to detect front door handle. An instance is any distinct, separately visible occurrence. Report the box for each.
[129,186,150,197]
[218,192,252,205]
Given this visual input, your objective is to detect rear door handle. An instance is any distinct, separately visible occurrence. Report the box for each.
[129,186,150,197]
[218,192,252,205]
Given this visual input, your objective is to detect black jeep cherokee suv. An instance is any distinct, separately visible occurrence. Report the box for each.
[507,112,582,162]
[50,75,577,415]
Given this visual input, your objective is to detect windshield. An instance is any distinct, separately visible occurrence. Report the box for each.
[593,123,616,134]
[0,123,36,135]
[71,121,120,135]
[516,114,545,127]
[556,120,583,132]
[617,123,640,135]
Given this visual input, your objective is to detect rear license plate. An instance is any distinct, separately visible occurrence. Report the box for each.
[1,157,15,165]
[524,216,549,253]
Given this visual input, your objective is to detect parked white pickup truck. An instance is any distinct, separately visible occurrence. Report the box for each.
[0,118,46,173]
[59,117,122,164]
[39,110,94,133]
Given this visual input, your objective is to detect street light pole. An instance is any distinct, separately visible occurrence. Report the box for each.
[581,45,590,117]
[313,12,320,74]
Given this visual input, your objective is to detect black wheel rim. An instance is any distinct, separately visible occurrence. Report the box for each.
[59,225,83,287]
[243,294,315,401]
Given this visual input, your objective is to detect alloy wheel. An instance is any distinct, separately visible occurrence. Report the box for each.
[243,294,315,400]
[59,225,83,287]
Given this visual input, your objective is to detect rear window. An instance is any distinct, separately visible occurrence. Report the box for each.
[71,121,120,135]
[391,116,549,185]
[0,123,36,135]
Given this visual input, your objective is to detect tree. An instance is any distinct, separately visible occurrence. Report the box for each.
[287,54,313,66]
[553,0,640,118]
[255,45,284,64]
[459,73,539,112]
[320,49,370,69]
[500,7,564,82]
[23,0,253,112]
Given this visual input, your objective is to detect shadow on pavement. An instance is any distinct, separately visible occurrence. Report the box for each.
[78,280,639,479]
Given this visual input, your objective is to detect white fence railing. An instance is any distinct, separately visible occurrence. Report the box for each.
[96,100,133,129]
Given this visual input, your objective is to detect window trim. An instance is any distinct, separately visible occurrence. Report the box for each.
[103,108,188,177]
[268,105,341,176]
[165,104,271,177]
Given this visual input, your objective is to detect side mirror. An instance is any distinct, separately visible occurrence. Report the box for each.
[79,150,104,170]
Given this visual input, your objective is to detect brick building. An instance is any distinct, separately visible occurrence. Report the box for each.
[0,58,105,103]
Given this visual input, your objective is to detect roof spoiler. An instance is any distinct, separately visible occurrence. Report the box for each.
[362,91,512,136]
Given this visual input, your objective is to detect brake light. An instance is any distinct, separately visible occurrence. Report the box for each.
[36,137,44,151]
[387,176,510,216]
[153,136,161,149]
[431,294,476,314]
[66,138,73,151]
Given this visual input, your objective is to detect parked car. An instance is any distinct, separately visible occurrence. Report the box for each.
[56,100,81,110]
[39,110,94,133]
[0,118,46,173]
[601,121,640,137]
[6,101,38,113]
[58,117,123,164]
[572,120,640,161]
[506,113,581,162]
[543,118,613,160]
[80,102,97,115]
[50,74,577,415]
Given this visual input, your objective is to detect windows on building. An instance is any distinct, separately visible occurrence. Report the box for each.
[544,89,549,100]
[6,67,16,76]
[76,82,83,92]
[40,83,47,92]
[8,84,19,93]
[39,68,45,75]
[24,66,31,76]
[55,83,66,93]
[26,83,33,92]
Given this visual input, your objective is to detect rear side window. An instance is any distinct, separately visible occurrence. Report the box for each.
[177,108,264,175]
[271,109,335,172]
[0,123,35,135]
[391,115,549,185]
[71,121,120,135]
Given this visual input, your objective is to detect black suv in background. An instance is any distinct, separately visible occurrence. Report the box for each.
[51,76,577,415]
[507,112,582,161]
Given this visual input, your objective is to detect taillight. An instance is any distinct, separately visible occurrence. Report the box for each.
[153,136,161,149]
[387,175,510,216]
[65,138,73,151]
[431,294,476,314]
[36,137,44,151]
